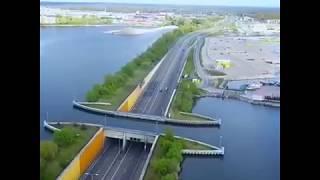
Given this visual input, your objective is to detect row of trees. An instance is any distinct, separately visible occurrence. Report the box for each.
[173,80,201,112]
[173,49,201,113]
[152,129,184,180]
[86,27,193,102]
[40,127,79,180]
[56,15,112,25]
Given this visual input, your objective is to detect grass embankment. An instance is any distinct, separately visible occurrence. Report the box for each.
[144,129,210,180]
[40,124,99,180]
[170,48,207,121]
[85,23,199,111]
[55,15,112,25]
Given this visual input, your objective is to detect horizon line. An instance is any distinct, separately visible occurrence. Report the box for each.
[40,1,280,8]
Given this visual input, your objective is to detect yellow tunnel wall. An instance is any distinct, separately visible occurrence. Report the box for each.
[59,157,80,180]
[79,128,106,174]
[119,86,142,112]
[58,128,106,180]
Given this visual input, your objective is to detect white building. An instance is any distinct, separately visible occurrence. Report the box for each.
[40,15,56,24]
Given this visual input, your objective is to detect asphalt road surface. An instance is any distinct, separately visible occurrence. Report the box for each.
[81,138,151,180]
[132,32,200,116]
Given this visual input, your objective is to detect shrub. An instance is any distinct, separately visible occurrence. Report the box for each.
[80,124,87,130]
[161,173,177,180]
[53,127,77,147]
[40,141,58,161]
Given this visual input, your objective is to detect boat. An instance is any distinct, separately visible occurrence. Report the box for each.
[246,82,263,90]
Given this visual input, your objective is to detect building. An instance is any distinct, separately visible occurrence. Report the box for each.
[40,15,56,24]
[216,59,231,69]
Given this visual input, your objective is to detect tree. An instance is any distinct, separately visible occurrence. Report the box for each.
[164,128,174,141]
[161,173,177,180]
[153,158,170,176]
[53,127,77,147]
[40,141,58,161]
[159,138,172,155]
[165,142,183,162]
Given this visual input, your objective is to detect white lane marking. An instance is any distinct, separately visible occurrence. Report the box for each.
[100,147,122,180]
[88,143,111,173]
[110,143,133,180]
[146,35,195,115]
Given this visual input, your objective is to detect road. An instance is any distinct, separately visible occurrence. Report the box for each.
[131,32,200,116]
[81,138,151,180]
[193,35,225,95]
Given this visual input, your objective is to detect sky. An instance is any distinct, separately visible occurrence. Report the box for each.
[40,0,280,8]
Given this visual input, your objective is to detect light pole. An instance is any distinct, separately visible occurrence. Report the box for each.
[84,173,99,180]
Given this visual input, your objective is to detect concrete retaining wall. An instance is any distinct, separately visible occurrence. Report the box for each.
[182,148,224,156]
[179,111,219,121]
[77,102,111,106]
[139,135,159,180]
[117,54,167,112]
[172,135,220,150]
[57,128,106,180]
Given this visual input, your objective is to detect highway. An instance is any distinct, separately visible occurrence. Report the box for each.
[81,138,151,180]
[132,32,200,116]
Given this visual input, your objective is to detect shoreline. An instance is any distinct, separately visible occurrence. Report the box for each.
[40,23,164,28]
[40,24,121,27]
[199,91,280,108]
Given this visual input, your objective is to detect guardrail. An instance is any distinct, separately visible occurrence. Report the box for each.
[182,148,224,156]
[139,135,159,180]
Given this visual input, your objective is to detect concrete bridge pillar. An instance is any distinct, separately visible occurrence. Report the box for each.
[122,133,127,151]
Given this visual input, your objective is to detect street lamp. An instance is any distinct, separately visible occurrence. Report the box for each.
[84,173,99,180]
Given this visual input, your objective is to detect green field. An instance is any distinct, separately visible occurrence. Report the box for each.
[40,125,99,180]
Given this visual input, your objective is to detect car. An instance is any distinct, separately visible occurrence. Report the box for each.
[160,89,163,92]
[165,87,168,91]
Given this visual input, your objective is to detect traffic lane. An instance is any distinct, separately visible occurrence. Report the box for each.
[134,45,180,114]
[149,41,194,116]
[133,33,196,115]
[111,143,147,180]
[84,139,113,174]
[132,41,181,114]
[131,144,152,180]
[144,39,189,115]
[82,139,122,180]
[101,142,133,180]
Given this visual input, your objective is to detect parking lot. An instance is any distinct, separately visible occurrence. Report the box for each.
[201,36,280,80]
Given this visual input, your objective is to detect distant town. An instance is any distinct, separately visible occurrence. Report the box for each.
[40,5,279,32]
